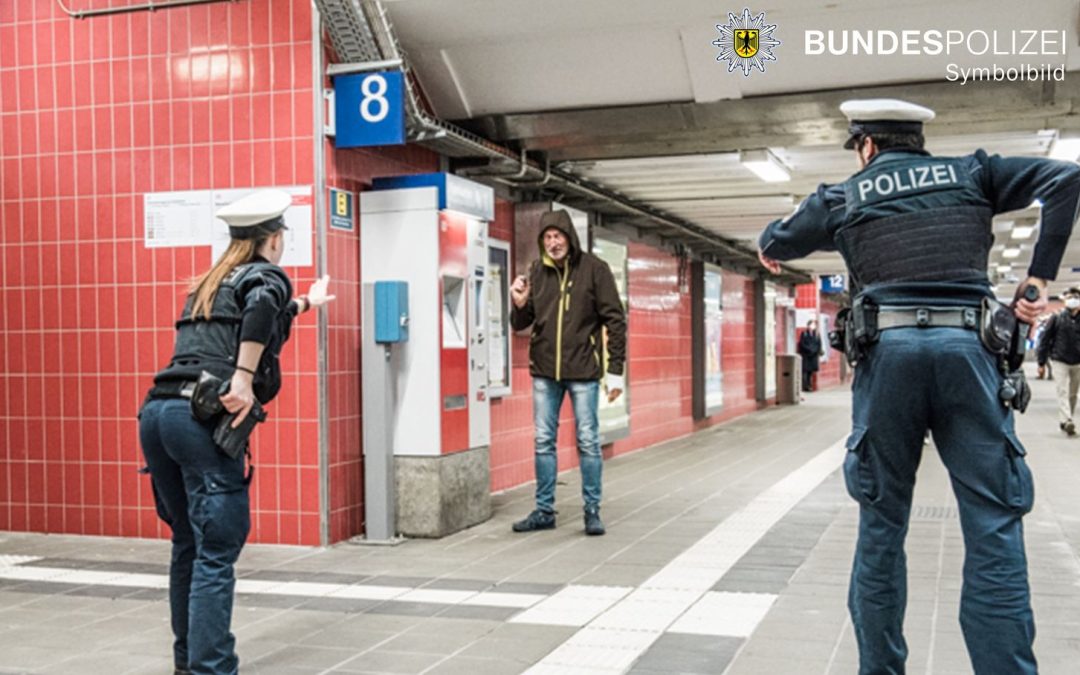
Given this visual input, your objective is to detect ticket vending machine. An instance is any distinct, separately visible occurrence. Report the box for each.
[360,173,493,537]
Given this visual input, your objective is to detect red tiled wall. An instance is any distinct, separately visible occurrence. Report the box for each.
[817,296,845,389]
[795,282,819,309]
[323,142,439,543]
[0,0,321,544]
[488,236,767,492]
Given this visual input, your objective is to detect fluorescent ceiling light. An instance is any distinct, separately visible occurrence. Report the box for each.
[1049,137,1080,161]
[739,149,791,183]
[996,265,1012,274]
[1011,225,1035,239]
[1002,247,1022,259]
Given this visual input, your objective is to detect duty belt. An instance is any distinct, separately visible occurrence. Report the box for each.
[876,305,979,331]
[148,380,197,399]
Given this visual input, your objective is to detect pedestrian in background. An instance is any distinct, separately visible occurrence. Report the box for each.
[1037,286,1080,435]
[797,318,824,392]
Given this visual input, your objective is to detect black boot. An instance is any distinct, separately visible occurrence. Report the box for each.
[584,506,605,536]
[512,509,556,532]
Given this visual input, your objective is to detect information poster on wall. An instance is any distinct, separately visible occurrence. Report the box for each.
[143,186,314,268]
[763,282,777,399]
[703,264,724,415]
[592,232,630,444]
[487,239,512,397]
[144,190,216,248]
[210,186,313,267]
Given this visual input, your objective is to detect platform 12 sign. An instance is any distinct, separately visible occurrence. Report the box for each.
[820,274,846,294]
[333,71,405,148]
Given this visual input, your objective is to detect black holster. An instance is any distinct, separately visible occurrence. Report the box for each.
[980,299,1033,413]
[979,298,1016,357]
[833,297,879,365]
[190,370,268,457]
[190,371,228,421]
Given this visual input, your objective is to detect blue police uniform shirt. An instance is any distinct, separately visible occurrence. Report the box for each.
[759,148,1080,306]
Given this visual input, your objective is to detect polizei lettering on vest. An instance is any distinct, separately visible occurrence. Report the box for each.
[856,164,959,202]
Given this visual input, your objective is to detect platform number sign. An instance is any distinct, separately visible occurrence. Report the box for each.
[820,274,846,294]
[333,71,405,148]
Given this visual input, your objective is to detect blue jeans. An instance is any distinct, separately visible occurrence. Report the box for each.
[533,377,602,512]
[139,398,251,675]
[845,328,1036,675]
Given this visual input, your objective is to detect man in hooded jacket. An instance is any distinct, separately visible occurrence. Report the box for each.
[510,210,627,536]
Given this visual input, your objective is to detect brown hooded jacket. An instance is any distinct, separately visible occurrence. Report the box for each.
[510,210,627,381]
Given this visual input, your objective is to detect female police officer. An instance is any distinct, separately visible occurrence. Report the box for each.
[139,190,334,675]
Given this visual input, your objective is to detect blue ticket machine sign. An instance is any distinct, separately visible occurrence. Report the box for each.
[333,71,406,148]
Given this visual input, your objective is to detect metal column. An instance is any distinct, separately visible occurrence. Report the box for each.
[361,283,397,542]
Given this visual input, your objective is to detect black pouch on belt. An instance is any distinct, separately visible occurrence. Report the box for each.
[190,371,227,422]
[979,297,1016,355]
[829,308,850,353]
[214,399,268,460]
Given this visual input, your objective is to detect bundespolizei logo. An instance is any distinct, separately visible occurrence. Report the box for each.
[714,8,780,76]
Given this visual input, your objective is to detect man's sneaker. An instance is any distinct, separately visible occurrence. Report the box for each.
[512,510,556,532]
[584,506,605,536]
[1066,421,1077,436]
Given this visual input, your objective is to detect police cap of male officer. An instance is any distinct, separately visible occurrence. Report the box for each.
[756,98,1080,674]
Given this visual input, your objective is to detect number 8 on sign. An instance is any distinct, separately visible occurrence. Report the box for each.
[360,74,389,123]
[331,70,405,148]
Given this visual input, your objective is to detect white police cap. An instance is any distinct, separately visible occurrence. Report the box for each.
[215,189,291,239]
[840,99,935,150]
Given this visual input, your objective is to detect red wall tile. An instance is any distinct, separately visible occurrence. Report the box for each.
[0,0,321,545]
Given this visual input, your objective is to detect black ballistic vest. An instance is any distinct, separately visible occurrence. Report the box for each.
[154,262,284,403]
[834,153,994,293]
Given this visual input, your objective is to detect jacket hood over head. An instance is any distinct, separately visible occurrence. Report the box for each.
[537,210,581,265]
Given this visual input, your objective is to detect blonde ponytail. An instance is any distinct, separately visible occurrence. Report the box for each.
[188,238,259,320]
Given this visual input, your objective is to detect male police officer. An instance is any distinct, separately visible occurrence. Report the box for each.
[757,99,1080,675]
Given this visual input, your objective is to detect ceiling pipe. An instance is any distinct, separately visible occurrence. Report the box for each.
[54,0,234,19]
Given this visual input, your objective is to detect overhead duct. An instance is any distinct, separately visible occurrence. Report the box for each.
[311,0,809,282]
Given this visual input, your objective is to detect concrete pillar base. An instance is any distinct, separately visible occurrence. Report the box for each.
[394,446,492,538]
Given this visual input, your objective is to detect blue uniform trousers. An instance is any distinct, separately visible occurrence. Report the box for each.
[845,327,1036,675]
[139,398,251,675]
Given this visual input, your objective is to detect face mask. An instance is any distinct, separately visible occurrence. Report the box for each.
[1066,298,1080,309]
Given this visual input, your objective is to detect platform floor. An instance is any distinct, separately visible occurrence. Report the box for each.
[1,368,1080,674]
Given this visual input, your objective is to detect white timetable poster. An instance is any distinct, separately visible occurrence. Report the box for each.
[143,186,314,268]
[143,190,214,248]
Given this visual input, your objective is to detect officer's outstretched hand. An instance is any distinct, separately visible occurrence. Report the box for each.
[1013,277,1048,324]
[758,249,782,275]
[307,275,336,308]
[221,372,255,428]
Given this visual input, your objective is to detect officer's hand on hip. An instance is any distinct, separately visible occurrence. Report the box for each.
[758,248,782,275]
[221,371,255,428]
[510,275,530,308]
[1013,277,1048,324]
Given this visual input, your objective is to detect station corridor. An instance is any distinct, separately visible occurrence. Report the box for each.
[0,373,1078,675]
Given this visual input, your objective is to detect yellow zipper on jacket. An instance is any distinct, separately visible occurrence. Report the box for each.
[555,262,570,381]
